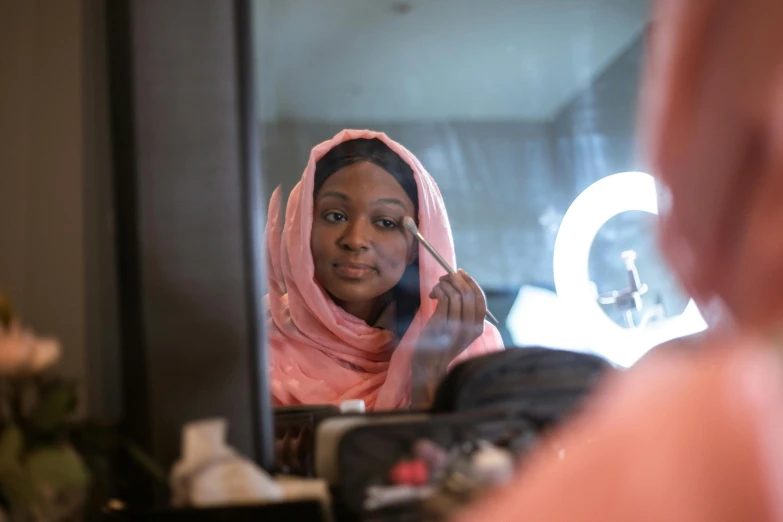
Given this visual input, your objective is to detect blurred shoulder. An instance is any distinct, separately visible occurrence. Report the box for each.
[455,333,783,522]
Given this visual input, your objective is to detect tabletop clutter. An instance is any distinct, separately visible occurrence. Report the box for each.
[163,348,614,521]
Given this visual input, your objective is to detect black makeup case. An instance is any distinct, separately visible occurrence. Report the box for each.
[274,348,612,520]
[275,405,433,478]
[326,409,539,521]
[322,348,613,520]
[431,347,614,426]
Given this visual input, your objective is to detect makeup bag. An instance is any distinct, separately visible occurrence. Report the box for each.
[431,346,614,427]
[277,406,429,478]
[330,409,539,520]
[324,348,612,520]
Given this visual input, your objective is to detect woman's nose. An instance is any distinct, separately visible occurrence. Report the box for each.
[339,220,371,251]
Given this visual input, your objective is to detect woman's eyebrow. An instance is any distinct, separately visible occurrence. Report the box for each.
[318,191,349,201]
[373,198,408,211]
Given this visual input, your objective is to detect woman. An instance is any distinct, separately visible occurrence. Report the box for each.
[266,129,503,410]
[456,0,783,520]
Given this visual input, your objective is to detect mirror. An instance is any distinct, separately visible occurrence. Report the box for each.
[253,0,703,409]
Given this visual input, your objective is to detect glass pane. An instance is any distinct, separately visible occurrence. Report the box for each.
[254,0,706,409]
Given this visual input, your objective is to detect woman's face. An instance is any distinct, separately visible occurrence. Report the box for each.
[311,161,417,318]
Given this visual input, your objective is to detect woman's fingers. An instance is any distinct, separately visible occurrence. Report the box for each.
[450,270,476,327]
[437,275,463,339]
[416,272,487,397]
[430,284,447,311]
[451,271,479,345]
[424,271,486,363]
[446,270,476,341]
[424,285,450,351]
[437,271,483,352]
[461,270,487,335]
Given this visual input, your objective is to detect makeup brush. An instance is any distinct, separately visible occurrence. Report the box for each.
[402,216,499,325]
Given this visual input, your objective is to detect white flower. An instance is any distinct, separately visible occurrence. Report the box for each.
[0,322,61,375]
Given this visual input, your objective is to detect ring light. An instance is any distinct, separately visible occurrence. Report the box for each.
[552,172,707,367]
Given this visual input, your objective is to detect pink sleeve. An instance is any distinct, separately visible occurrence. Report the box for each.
[453,341,783,522]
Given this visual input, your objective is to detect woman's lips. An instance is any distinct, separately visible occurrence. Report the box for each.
[333,262,375,279]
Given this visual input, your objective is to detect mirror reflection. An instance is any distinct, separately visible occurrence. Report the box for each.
[255,0,702,410]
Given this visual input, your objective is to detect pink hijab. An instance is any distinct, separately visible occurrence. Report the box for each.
[455,0,783,520]
[266,129,503,410]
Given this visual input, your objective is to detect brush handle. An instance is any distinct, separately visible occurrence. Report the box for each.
[415,232,457,275]
[413,231,499,325]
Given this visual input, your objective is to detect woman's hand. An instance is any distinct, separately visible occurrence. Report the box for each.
[412,269,487,407]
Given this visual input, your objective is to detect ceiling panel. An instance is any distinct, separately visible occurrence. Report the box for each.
[253,0,649,122]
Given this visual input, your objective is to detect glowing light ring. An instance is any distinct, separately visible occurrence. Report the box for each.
[553,172,707,367]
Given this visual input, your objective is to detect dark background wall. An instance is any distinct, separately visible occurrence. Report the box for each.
[0,0,120,419]
[123,0,259,464]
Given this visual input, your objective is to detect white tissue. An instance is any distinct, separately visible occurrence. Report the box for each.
[340,399,366,413]
[170,418,283,508]
[471,444,515,485]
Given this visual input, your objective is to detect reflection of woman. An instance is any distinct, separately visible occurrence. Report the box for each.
[266,129,503,410]
[456,0,783,520]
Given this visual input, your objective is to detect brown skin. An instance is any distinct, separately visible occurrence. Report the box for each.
[312,161,418,324]
[311,161,487,407]
[411,269,488,406]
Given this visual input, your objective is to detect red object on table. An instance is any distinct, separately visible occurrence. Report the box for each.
[389,459,429,486]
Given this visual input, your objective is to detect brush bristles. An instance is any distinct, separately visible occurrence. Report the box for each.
[402,216,419,235]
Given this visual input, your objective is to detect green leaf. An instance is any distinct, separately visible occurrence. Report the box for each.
[0,464,41,512]
[26,446,91,492]
[0,426,24,471]
[29,383,77,433]
[0,427,40,511]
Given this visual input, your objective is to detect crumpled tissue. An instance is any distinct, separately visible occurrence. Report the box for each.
[170,418,283,508]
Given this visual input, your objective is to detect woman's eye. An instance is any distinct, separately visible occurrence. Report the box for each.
[324,212,346,222]
[376,219,397,229]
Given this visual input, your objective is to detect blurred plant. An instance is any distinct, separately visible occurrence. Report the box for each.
[0,294,166,521]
